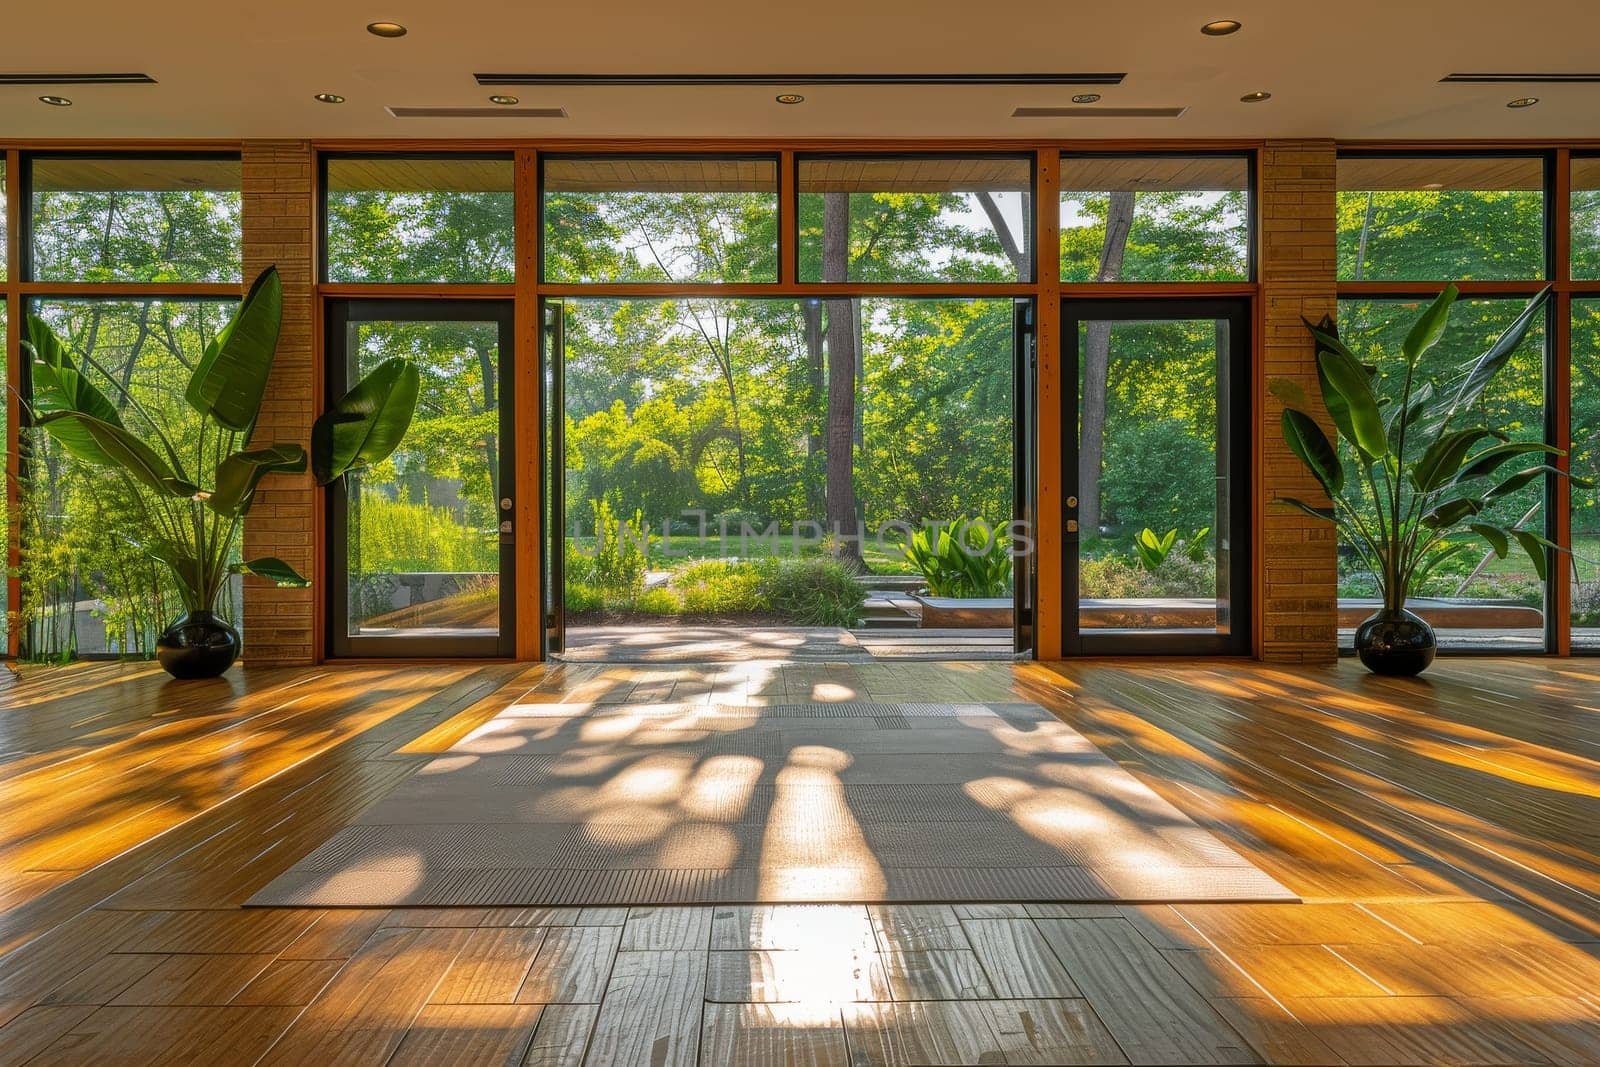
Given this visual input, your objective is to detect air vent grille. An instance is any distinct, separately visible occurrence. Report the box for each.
[1013,106,1187,118]
[0,72,155,85]
[386,106,567,118]
[477,72,1126,87]
[1441,73,1600,83]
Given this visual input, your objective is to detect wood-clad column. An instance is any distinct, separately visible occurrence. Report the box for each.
[1257,140,1339,662]
[240,141,318,665]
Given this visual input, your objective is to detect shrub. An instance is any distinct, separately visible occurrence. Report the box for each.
[565,582,604,612]
[905,518,1012,598]
[1078,555,1160,599]
[635,587,683,615]
[765,558,867,626]
[575,499,652,600]
[676,560,768,615]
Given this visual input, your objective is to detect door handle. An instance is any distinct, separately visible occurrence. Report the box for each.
[1066,495,1078,509]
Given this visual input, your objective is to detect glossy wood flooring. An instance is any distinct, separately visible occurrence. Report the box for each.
[0,656,1596,1065]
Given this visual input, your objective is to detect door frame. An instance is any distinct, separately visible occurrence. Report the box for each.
[325,298,517,658]
[1060,296,1252,656]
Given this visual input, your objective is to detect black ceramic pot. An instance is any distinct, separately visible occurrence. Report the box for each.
[1353,606,1436,677]
[156,610,241,679]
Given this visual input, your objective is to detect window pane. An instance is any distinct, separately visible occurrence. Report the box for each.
[1,157,7,282]
[29,156,241,283]
[1574,300,1600,650]
[1075,317,1234,637]
[543,157,778,283]
[20,299,239,659]
[1571,157,1600,281]
[344,319,504,638]
[1337,297,1547,652]
[798,156,1032,282]
[552,297,1015,640]
[1336,156,1544,281]
[325,156,514,283]
[1060,156,1249,282]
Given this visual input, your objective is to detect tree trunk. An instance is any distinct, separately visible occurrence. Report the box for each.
[1079,190,1136,537]
[822,192,861,566]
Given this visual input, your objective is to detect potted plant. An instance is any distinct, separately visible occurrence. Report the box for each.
[23,266,420,678]
[1274,284,1587,675]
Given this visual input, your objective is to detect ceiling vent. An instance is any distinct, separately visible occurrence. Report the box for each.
[1440,73,1600,83]
[0,72,155,84]
[1013,106,1187,118]
[476,72,1126,87]
[386,106,567,118]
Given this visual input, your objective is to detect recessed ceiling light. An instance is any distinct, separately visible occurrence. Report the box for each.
[366,21,407,37]
[489,94,519,105]
[1072,93,1101,104]
[1240,90,1272,102]
[1201,19,1243,35]
[314,92,345,104]
[39,94,72,106]
[775,93,805,104]
[1506,96,1539,108]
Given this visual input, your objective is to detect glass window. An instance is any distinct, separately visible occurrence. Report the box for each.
[543,157,778,283]
[1060,155,1250,282]
[1336,298,1547,652]
[1574,300,1600,650]
[798,156,1032,283]
[1336,155,1545,281]
[28,155,242,283]
[20,299,238,659]
[1571,157,1600,280]
[325,155,514,283]
[550,297,1015,628]
[1,156,8,282]
[339,316,507,647]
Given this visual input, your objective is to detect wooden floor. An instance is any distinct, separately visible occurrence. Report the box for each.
[0,656,1595,1065]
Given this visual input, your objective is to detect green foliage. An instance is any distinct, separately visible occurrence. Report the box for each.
[356,494,497,574]
[634,587,683,616]
[21,269,420,639]
[676,560,768,615]
[571,499,653,605]
[905,519,1012,598]
[1278,286,1585,608]
[1132,528,1178,571]
[765,558,867,626]
[1100,417,1217,535]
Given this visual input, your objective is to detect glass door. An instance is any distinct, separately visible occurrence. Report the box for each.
[1062,298,1250,655]
[327,300,516,657]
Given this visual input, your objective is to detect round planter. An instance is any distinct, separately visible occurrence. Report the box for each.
[156,610,241,680]
[1353,606,1436,677]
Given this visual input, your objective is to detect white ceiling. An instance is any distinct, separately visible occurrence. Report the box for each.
[4,0,1599,141]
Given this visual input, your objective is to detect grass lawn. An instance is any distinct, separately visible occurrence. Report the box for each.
[564,532,921,575]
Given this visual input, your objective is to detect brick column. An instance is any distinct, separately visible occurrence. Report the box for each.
[1258,140,1339,662]
[240,141,317,665]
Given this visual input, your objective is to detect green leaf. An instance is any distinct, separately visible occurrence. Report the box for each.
[1510,529,1551,582]
[1452,441,1562,482]
[32,411,197,497]
[1446,286,1551,422]
[1483,465,1560,503]
[1467,523,1509,559]
[209,444,307,517]
[311,357,421,484]
[1401,284,1458,363]
[1281,409,1344,495]
[231,557,310,587]
[1420,496,1484,529]
[1411,428,1505,493]
[1317,347,1388,459]
[185,266,284,432]
[23,316,127,467]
